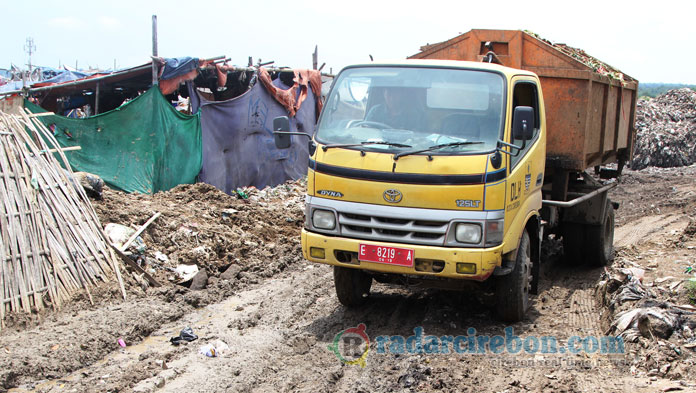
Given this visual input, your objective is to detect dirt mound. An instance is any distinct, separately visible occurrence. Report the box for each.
[632,88,696,170]
[0,180,308,390]
[94,180,306,290]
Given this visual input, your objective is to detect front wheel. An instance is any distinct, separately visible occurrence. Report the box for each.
[495,230,532,322]
[333,266,372,307]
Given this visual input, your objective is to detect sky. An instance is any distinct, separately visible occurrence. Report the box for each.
[1,0,694,84]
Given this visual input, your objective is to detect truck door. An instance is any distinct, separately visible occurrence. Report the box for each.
[503,77,544,253]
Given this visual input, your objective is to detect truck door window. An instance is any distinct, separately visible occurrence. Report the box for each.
[510,81,540,168]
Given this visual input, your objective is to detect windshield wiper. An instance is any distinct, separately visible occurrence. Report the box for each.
[393,141,484,160]
[322,141,412,151]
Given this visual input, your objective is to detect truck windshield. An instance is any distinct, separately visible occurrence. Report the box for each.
[316,66,505,155]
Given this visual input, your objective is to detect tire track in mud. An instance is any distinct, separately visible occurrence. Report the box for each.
[614,214,683,248]
[145,259,647,392]
[27,259,659,393]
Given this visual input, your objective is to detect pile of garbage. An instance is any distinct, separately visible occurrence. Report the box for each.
[597,267,695,341]
[597,267,696,377]
[93,179,307,294]
[631,88,696,170]
[523,30,633,84]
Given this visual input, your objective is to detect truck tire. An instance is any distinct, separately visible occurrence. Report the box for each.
[587,200,615,266]
[495,229,532,322]
[333,266,372,307]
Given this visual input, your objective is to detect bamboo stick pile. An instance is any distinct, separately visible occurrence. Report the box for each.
[0,109,122,330]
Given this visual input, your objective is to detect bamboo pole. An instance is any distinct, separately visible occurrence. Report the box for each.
[0,108,125,326]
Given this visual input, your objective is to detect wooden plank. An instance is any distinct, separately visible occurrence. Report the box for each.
[120,212,161,251]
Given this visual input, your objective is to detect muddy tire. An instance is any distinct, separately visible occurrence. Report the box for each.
[333,266,372,307]
[495,229,532,322]
[587,201,615,267]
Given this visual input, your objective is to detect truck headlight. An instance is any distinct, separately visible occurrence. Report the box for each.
[312,209,336,230]
[485,219,504,246]
[455,223,482,244]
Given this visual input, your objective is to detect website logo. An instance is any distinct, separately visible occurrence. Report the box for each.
[327,324,625,367]
[327,323,370,368]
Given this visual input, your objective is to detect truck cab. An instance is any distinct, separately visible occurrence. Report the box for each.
[276,59,546,321]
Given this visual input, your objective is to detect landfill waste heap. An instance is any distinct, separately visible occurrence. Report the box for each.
[632,88,696,170]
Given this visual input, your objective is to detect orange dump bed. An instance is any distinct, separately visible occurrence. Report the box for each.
[409,29,638,171]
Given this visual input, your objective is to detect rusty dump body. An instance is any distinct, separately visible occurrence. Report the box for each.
[409,29,638,172]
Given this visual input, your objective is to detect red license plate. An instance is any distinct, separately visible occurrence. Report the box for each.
[359,244,414,267]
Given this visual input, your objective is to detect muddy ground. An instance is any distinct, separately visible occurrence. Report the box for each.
[2,165,696,393]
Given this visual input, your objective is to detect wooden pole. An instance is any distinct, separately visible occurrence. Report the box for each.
[119,212,161,252]
[95,83,100,115]
[152,15,158,86]
[313,45,318,70]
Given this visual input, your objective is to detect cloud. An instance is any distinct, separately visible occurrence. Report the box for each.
[98,16,121,30]
[48,16,84,30]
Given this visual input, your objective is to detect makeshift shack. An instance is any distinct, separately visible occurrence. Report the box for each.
[187,65,322,194]
[25,87,202,194]
[12,58,324,195]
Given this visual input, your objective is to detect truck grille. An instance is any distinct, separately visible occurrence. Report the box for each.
[338,212,449,246]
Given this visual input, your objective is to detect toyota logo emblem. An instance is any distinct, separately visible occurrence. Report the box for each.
[383,189,403,203]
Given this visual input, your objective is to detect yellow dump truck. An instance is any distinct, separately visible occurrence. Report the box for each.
[273,30,637,321]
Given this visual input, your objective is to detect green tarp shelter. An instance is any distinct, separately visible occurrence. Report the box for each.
[25,87,202,194]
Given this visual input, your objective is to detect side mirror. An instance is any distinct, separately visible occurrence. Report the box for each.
[512,106,535,141]
[273,116,291,149]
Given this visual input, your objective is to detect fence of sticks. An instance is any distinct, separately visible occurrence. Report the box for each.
[0,108,125,330]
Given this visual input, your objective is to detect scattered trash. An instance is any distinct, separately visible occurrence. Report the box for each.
[170,327,198,346]
[600,267,696,343]
[235,188,249,199]
[104,223,146,253]
[118,338,126,348]
[619,267,646,282]
[73,171,105,200]
[173,264,199,283]
[154,251,169,264]
[221,208,239,219]
[199,344,217,357]
[198,340,229,357]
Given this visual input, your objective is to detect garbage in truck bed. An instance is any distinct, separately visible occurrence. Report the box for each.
[409,29,639,172]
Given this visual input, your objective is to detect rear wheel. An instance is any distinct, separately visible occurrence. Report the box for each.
[587,200,615,266]
[561,199,615,267]
[496,230,532,322]
[333,266,372,307]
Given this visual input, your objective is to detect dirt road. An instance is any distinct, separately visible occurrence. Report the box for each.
[3,166,696,393]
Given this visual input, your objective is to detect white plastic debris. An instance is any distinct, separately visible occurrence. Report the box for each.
[174,264,199,283]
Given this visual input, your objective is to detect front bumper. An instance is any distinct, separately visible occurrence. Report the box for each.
[302,229,503,281]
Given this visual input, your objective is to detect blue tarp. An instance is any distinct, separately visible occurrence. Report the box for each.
[0,80,27,93]
[0,69,93,93]
[189,78,316,194]
[161,57,199,80]
[40,70,92,84]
